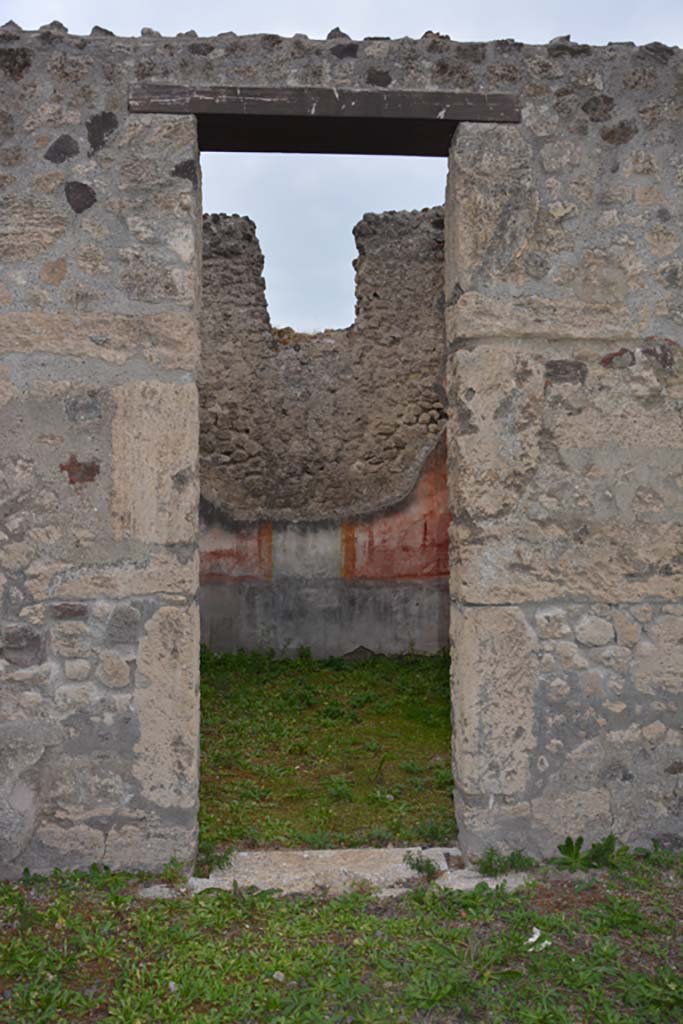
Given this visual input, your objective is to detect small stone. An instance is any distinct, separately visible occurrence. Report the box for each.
[86,111,119,155]
[581,95,615,122]
[642,41,675,63]
[273,972,286,983]
[581,667,606,700]
[39,20,68,33]
[366,68,392,87]
[632,604,654,623]
[97,651,131,689]
[51,603,88,621]
[2,624,43,667]
[0,47,31,80]
[65,391,101,422]
[106,605,141,644]
[575,615,615,647]
[547,35,591,57]
[141,27,161,37]
[172,160,198,187]
[55,683,97,709]
[630,150,657,175]
[44,134,79,164]
[596,645,631,671]
[600,120,638,145]
[548,201,576,221]
[65,182,97,214]
[556,641,588,670]
[52,622,90,658]
[91,26,114,37]
[330,42,358,59]
[535,607,571,639]
[643,721,667,741]
[327,27,350,39]
[547,678,571,702]
[40,258,67,286]
[64,658,91,681]
[168,981,178,993]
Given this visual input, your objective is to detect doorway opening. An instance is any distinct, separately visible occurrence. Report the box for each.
[197,151,452,860]
[123,82,519,864]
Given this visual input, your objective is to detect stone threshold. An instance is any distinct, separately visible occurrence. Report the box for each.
[140,847,528,900]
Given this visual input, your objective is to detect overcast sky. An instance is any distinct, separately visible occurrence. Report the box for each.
[9,2,683,328]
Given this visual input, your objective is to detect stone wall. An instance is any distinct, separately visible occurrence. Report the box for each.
[447,106,683,856]
[199,209,449,655]
[0,24,203,878]
[0,21,681,873]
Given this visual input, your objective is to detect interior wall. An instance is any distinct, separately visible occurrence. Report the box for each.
[198,208,449,656]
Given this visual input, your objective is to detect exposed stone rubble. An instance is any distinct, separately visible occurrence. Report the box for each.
[200,209,446,523]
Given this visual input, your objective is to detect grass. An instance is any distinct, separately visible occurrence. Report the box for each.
[1,650,681,1021]
[478,847,538,878]
[0,847,681,1023]
[198,647,455,863]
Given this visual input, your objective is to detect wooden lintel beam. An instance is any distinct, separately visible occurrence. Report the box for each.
[129,84,521,156]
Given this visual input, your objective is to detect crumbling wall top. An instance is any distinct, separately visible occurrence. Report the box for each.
[1,21,680,97]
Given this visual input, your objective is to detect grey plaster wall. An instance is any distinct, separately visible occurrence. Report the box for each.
[200,579,449,660]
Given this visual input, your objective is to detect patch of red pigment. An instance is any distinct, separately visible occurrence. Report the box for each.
[200,522,273,581]
[342,442,449,581]
[59,454,100,485]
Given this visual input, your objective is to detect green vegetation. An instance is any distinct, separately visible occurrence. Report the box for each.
[478,847,538,878]
[198,648,455,864]
[1,650,680,1022]
[551,834,626,873]
[403,849,440,881]
[1,847,681,1023]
